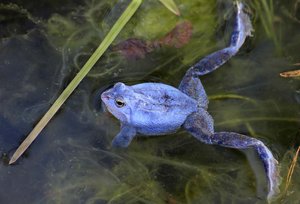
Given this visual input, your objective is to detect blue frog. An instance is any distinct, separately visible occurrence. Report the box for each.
[101,2,280,201]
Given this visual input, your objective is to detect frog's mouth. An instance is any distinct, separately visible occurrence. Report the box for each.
[102,103,119,121]
[101,101,108,112]
[100,91,112,113]
[101,91,118,118]
[101,100,118,120]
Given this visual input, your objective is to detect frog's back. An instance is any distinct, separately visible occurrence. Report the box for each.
[130,83,197,135]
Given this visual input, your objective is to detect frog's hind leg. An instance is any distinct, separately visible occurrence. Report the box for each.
[184,111,280,201]
[179,3,253,106]
[189,2,253,76]
[210,132,280,201]
[179,3,252,107]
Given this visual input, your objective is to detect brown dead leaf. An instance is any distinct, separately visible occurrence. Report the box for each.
[280,69,300,78]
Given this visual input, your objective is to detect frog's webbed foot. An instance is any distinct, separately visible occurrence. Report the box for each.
[184,111,280,201]
[210,132,280,201]
[111,124,136,147]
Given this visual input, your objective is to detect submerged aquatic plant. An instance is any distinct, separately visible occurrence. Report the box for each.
[251,0,281,52]
[282,0,300,24]
[113,20,193,59]
[0,3,39,37]
[277,146,300,202]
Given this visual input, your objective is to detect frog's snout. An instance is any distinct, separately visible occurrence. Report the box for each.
[101,90,111,102]
[100,90,111,113]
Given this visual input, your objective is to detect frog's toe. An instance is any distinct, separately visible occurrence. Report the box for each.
[237,2,254,37]
[266,155,282,202]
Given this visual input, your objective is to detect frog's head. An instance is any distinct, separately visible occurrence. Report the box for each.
[101,82,134,123]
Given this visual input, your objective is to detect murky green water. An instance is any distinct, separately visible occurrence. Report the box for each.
[0,0,300,203]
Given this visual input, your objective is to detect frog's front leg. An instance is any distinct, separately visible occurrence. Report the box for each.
[184,111,280,201]
[112,124,136,147]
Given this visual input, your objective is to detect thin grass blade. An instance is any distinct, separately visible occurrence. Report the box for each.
[9,0,142,165]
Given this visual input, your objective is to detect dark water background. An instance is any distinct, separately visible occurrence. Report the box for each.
[0,0,300,203]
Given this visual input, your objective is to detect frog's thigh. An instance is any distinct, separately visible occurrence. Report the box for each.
[178,75,208,109]
[183,110,214,143]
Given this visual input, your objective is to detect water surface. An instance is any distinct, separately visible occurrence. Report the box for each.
[0,0,300,203]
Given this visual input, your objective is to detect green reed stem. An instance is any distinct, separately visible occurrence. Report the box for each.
[9,0,142,165]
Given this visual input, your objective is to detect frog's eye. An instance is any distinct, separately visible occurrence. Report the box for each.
[115,97,126,108]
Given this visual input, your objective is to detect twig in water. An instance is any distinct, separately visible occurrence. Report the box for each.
[285,146,300,193]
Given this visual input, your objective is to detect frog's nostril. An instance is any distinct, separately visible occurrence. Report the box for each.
[101,91,110,101]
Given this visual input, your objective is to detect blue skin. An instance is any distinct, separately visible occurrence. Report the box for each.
[101,2,280,201]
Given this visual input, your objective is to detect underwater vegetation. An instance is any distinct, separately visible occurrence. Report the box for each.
[0,0,300,203]
[113,20,193,59]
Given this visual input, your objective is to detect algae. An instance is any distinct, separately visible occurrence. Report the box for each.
[0,0,300,203]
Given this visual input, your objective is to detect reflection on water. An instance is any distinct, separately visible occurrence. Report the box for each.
[0,0,300,203]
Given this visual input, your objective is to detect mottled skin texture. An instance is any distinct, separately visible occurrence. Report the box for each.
[101,2,280,201]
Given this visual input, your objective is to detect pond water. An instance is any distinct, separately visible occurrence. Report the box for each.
[0,0,300,203]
